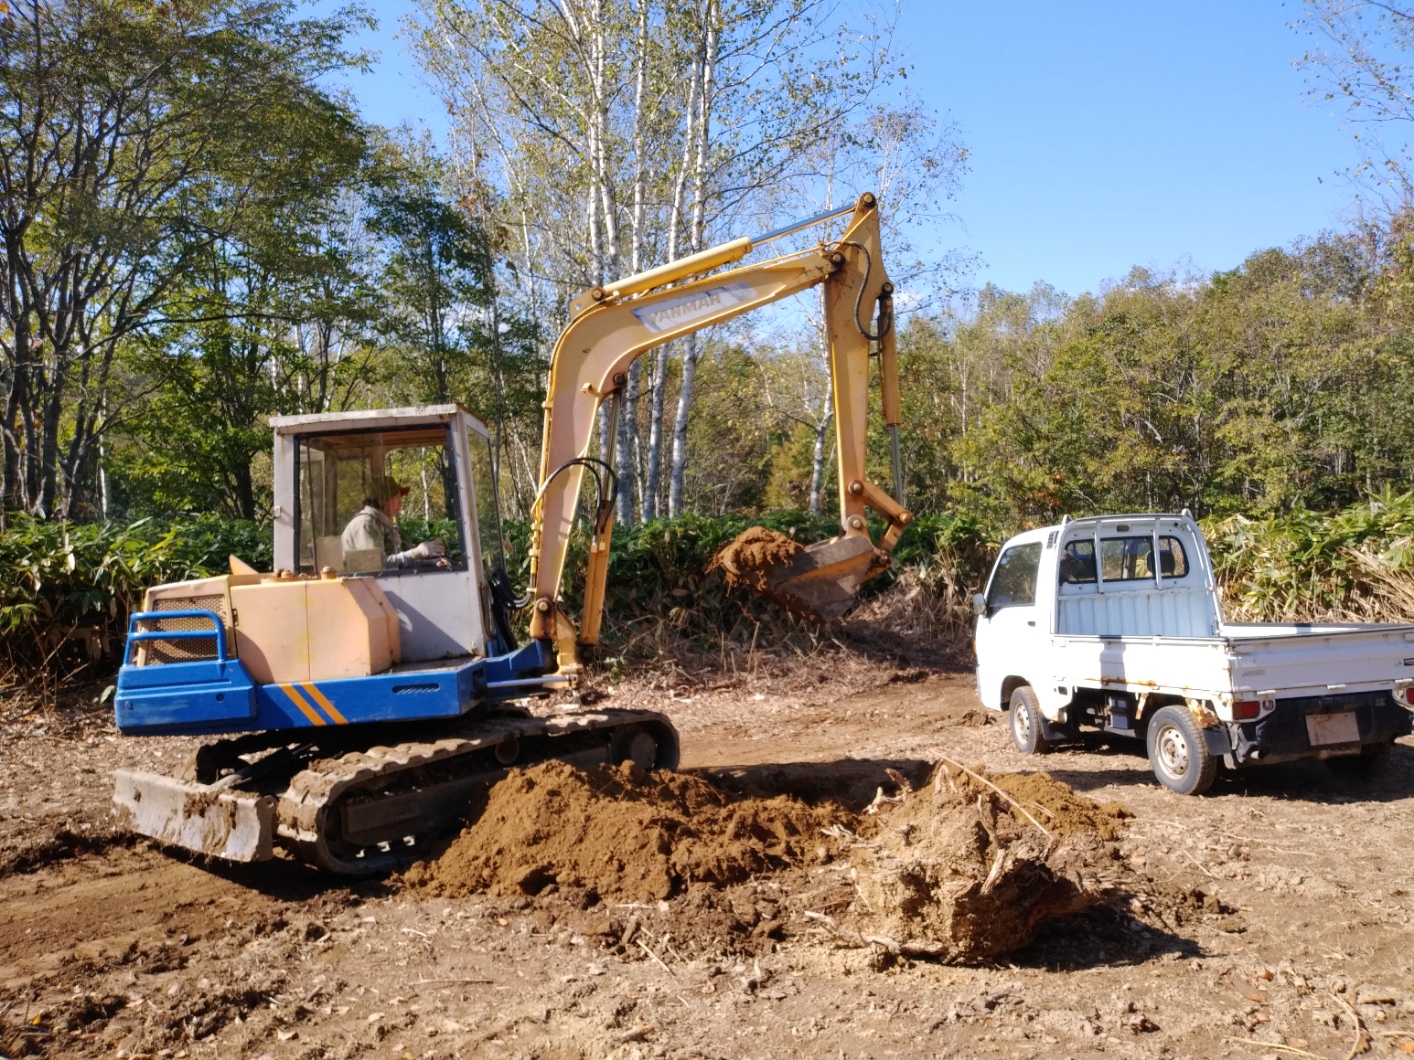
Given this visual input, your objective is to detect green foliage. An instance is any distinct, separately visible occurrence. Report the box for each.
[1202,491,1414,622]
[911,241,1414,526]
[5,496,1414,687]
[0,507,985,683]
[0,0,375,519]
[493,509,995,656]
[0,516,271,681]
[680,347,781,515]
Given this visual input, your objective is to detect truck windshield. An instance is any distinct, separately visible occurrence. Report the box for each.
[1060,536,1189,584]
[987,543,1042,609]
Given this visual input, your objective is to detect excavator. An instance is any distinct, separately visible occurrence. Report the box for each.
[112,192,913,873]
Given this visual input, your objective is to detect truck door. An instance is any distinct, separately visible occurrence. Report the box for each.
[975,540,1044,709]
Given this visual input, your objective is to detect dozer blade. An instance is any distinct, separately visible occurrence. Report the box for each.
[764,534,880,621]
[114,769,275,863]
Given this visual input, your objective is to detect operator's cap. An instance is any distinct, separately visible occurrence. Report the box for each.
[373,478,411,502]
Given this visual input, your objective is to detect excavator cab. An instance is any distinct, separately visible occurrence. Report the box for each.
[273,405,512,662]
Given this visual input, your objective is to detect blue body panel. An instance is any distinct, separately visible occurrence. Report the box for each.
[117,658,257,731]
[115,608,557,737]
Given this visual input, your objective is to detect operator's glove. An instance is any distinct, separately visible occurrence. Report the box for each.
[389,540,446,566]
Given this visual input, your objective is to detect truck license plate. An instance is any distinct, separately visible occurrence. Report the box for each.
[1306,712,1360,746]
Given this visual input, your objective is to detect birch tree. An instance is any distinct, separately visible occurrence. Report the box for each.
[412,0,910,521]
[1297,0,1414,200]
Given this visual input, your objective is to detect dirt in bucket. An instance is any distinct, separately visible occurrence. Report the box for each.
[708,526,805,592]
[839,764,1134,964]
[400,760,846,903]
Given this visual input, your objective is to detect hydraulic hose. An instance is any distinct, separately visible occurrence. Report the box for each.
[837,240,895,342]
[523,456,620,607]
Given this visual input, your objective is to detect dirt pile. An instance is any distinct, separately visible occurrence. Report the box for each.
[988,768,1133,841]
[402,760,845,901]
[403,758,1133,966]
[708,526,804,592]
[844,764,1132,963]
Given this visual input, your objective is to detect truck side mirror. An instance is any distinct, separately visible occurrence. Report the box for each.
[972,593,988,617]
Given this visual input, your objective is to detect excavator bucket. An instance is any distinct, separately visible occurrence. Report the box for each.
[762,535,880,620]
[710,528,881,622]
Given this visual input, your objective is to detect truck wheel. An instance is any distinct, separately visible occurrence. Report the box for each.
[1146,705,1217,795]
[1326,740,1392,780]
[1009,685,1051,755]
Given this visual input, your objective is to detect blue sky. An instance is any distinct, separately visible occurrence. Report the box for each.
[324,0,1362,298]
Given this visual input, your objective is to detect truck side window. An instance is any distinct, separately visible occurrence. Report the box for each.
[987,543,1042,610]
[1154,537,1189,577]
[1059,541,1097,584]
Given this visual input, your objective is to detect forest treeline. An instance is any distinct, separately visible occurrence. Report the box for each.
[0,0,964,526]
[3,0,1414,537]
[892,230,1414,525]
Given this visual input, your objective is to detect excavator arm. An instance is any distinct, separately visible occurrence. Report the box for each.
[527,192,912,672]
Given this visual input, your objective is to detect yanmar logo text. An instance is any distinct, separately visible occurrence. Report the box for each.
[631,283,755,334]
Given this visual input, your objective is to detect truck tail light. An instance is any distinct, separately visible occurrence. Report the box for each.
[1233,700,1261,720]
[1403,687,1414,706]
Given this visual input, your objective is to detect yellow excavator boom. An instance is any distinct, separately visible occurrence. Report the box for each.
[527,192,912,672]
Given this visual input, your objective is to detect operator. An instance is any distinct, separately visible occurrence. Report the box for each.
[341,479,447,568]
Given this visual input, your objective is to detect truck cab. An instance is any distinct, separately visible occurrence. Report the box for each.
[975,514,1218,720]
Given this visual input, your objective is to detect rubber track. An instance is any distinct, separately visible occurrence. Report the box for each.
[275,708,677,874]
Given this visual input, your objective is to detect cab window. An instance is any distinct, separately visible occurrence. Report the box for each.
[1060,536,1189,584]
[294,426,466,575]
[987,543,1042,610]
[467,426,507,580]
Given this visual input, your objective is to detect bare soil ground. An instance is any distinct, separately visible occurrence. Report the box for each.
[4,658,1414,1060]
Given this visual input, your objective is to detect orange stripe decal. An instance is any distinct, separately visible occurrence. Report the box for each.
[282,684,327,727]
[302,683,347,725]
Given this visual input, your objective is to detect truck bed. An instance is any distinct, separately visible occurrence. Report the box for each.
[1057,622,1414,701]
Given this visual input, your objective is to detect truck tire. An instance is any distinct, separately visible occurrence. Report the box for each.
[1146,705,1217,795]
[1009,685,1051,755]
[1326,740,1392,780]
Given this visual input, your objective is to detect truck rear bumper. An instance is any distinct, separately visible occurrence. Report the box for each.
[1226,690,1412,766]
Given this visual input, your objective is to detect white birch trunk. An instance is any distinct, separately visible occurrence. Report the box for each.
[808,386,834,516]
[668,0,717,517]
[643,34,700,520]
[616,0,651,525]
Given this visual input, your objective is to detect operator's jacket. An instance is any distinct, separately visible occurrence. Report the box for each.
[342,505,402,563]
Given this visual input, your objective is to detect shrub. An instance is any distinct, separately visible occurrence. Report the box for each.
[0,516,270,688]
[14,495,1413,693]
[1203,491,1414,622]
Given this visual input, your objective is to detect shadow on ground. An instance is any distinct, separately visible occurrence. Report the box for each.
[696,757,932,811]
[1019,733,1414,804]
[1009,903,1204,972]
[199,851,384,905]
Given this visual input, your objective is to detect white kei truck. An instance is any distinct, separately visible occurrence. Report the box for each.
[972,512,1414,794]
